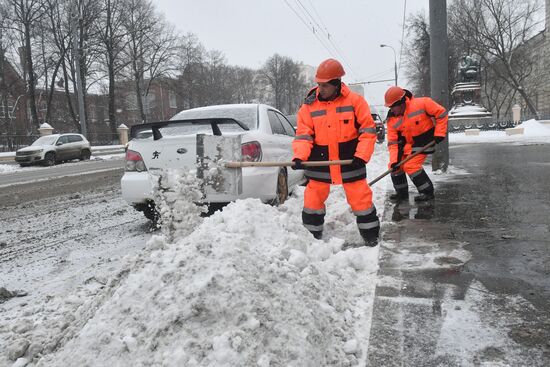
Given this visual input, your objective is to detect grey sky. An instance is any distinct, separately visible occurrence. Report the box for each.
[154,0,430,109]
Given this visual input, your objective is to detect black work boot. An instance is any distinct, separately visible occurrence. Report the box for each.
[362,236,378,247]
[311,231,323,240]
[359,229,379,247]
[389,191,409,202]
[414,192,435,202]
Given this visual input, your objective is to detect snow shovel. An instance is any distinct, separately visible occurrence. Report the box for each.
[367,141,436,186]
[199,135,354,195]
[196,134,243,197]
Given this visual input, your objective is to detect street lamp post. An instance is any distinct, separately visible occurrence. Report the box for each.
[380,44,398,86]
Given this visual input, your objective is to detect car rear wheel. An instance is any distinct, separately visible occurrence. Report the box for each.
[135,201,160,223]
[269,169,288,206]
[44,152,56,166]
[80,149,91,160]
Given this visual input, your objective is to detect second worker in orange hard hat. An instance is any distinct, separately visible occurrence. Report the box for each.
[292,59,380,246]
[384,86,448,202]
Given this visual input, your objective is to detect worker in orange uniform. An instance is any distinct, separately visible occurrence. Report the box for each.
[292,59,380,246]
[384,86,448,202]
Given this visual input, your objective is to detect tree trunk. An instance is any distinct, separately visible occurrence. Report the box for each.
[24,23,39,131]
[108,63,117,133]
[45,56,64,123]
[134,71,146,123]
[62,59,79,131]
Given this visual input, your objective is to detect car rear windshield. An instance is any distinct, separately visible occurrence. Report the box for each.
[161,119,246,137]
[31,136,57,146]
[171,105,258,130]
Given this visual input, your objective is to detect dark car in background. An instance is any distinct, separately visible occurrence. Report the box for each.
[371,113,385,144]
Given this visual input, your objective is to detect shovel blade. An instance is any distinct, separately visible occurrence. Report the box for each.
[196,134,242,197]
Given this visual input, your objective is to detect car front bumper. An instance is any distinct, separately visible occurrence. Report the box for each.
[15,154,43,163]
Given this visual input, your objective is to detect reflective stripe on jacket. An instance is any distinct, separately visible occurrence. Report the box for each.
[386,94,448,164]
[292,83,377,184]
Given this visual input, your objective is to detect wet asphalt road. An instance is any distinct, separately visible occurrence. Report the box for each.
[367,142,550,366]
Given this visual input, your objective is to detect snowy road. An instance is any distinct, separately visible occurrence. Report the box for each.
[0,158,124,207]
[0,166,153,363]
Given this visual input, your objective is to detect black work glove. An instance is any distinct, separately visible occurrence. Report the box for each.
[352,156,366,166]
[434,136,445,144]
[390,162,400,172]
[292,158,305,170]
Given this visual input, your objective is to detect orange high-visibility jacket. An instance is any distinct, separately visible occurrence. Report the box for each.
[292,83,377,184]
[386,91,448,164]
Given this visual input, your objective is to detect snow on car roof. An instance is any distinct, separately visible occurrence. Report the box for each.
[172,104,260,130]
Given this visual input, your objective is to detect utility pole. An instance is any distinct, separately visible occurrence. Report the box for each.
[71,0,87,137]
[429,0,449,172]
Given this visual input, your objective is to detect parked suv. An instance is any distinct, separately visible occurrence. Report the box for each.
[15,133,91,167]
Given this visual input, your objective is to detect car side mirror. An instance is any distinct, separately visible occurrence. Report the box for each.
[56,141,64,146]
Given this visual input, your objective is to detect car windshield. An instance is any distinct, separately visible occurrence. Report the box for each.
[172,105,258,130]
[31,136,57,146]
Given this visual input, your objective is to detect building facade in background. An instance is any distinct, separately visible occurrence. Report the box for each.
[525,0,550,118]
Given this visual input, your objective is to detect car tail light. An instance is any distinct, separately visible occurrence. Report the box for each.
[125,149,147,172]
[241,141,262,162]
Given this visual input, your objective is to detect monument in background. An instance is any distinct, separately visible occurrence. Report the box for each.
[448,55,492,130]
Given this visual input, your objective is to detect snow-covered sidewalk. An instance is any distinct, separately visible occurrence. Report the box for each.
[449,119,550,144]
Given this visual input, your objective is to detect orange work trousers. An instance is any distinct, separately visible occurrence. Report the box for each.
[304,179,374,212]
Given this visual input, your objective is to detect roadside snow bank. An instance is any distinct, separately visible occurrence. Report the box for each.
[41,198,378,366]
[449,119,550,144]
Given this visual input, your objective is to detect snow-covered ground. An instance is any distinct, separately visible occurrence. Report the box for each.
[1,120,549,366]
[449,119,550,144]
[0,143,390,366]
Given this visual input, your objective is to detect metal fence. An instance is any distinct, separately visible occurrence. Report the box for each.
[86,133,120,146]
[0,133,120,152]
[0,135,40,152]
[449,119,517,133]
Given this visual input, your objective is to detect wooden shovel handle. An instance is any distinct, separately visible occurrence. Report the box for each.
[224,159,353,168]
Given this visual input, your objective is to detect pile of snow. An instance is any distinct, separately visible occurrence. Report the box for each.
[450,119,550,144]
[516,119,550,136]
[35,199,377,366]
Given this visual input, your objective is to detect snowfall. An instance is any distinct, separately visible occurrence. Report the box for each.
[0,119,549,367]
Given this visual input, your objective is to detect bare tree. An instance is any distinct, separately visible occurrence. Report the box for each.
[230,66,258,104]
[449,0,543,117]
[174,32,205,109]
[403,12,431,97]
[403,10,462,99]
[261,54,306,114]
[96,0,128,133]
[480,60,516,118]
[0,0,20,144]
[122,0,178,123]
[4,0,45,130]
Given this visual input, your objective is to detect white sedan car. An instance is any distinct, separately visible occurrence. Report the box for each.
[121,104,305,221]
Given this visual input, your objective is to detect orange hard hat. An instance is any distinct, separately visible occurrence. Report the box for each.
[315,59,345,82]
[384,86,406,107]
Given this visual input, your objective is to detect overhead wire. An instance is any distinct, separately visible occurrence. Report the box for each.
[282,0,341,66]
[283,0,360,81]
[295,0,360,80]
[283,0,383,103]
